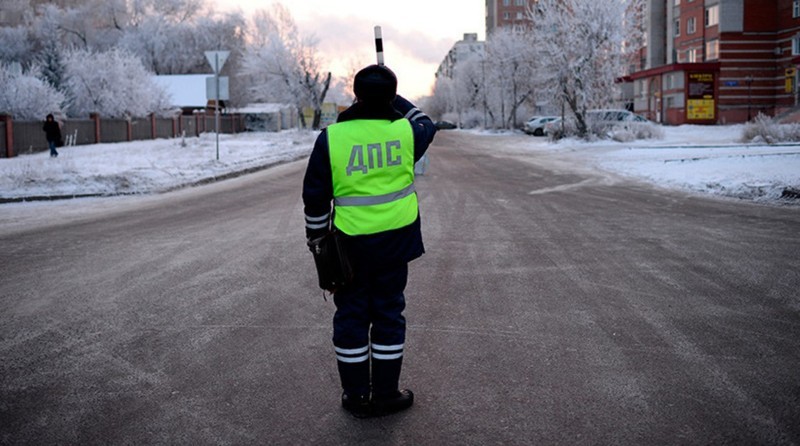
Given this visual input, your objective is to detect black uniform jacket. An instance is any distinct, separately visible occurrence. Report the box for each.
[302,95,437,268]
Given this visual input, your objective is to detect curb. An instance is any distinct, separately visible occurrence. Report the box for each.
[0,157,300,205]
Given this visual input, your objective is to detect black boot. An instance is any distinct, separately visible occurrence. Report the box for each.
[371,357,403,399]
[337,359,369,394]
[372,389,414,416]
[337,359,370,417]
[372,356,413,415]
[341,392,372,418]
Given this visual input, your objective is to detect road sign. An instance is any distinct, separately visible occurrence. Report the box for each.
[204,51,230,74]
[204,50,230,162]
[206,76,230,101]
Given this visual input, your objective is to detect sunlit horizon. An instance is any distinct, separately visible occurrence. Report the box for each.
[212,0,485,100]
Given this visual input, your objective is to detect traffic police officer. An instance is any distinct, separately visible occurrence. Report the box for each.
[302,64,437,418]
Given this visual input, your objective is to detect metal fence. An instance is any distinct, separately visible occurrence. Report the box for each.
[0,112,283,158]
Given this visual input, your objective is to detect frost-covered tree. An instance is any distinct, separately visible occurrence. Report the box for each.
[63,48,170,118]
[241,3,331,129]
[117,10,245,75]
[125,0,209,26]
[0,27,34,66]
[448,54,485,128]
[0,63,66,120]
[483,28,536,129]
[35,39,67,92]
[431,28,534,130]
[529,0,643,138]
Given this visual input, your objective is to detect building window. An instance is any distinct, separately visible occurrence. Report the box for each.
[675,0,680,4]
[705,5,719,27]
[687,17,696,34]
[503,12,511,19]
[793,35,800,55]
[503,0,510,6]
[516,12,524,19]
[686,49,697,63]
[705,39,719,60]
[674,19,680,36]
[794,0,800,18]
[515,0,525,5]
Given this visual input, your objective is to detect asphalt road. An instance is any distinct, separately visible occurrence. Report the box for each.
[1,131,799,445]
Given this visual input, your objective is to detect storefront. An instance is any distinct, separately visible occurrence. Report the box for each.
[630,62,720,125]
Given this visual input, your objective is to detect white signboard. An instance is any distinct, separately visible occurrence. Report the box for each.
[206,76,230,101]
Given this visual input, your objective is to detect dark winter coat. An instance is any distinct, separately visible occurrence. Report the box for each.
[43,118,62,144]
[302,95,437,268]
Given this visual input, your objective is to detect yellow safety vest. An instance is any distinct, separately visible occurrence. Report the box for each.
[327,119,417,236]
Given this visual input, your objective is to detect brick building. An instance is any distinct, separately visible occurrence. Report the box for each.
[485,0,537,35]
[631,0,799,125]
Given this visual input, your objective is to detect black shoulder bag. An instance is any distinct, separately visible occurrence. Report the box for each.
[307,230,354,294]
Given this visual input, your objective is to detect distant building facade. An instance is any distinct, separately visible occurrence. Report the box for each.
[436,33,485,79]
[439,0,536,78]
[485,0,537,35]
[631,0,800,125]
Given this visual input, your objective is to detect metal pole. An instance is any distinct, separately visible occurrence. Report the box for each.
[215,53,220,161]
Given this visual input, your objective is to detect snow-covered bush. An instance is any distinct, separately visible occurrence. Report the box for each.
[63,48,171,118]
[549,117,664,142]
[547,119,576,141]
[611,122,665,142]
[0,63,65,120]
[741,113,800,144]
[459,110,485,129]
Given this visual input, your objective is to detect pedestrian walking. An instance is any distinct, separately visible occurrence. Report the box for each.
[42,114,62,158]
[302,64,437,418]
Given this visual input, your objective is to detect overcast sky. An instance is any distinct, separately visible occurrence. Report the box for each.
[213,0,485,100]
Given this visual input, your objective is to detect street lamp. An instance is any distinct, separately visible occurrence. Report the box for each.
[745,75,753,121]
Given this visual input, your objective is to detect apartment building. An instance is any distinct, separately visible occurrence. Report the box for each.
[438,0,535,79]
[486,0,536,35]
[435,33,485,79]
[631,0,799,124]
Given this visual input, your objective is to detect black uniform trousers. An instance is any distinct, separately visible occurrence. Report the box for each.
[333,262,408,398]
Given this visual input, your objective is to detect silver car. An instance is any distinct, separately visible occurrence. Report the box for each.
[524,116,558,136]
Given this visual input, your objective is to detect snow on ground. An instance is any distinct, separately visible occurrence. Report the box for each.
[515,124,800,205]
[0,130,316,201]
[0,125,798,209]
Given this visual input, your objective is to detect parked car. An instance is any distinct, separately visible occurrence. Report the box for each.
[544,117,562,136]
[582,109,650,126]
[544,109,650,137]
[524,116,558,136]
[435,121,457,130]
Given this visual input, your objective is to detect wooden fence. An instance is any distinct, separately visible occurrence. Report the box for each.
[0,111,296,158]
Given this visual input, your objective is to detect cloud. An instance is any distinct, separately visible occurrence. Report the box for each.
[293,14,452,98]
[298,14,451,69]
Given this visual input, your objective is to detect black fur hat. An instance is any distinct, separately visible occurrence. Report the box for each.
[353,64,397,104]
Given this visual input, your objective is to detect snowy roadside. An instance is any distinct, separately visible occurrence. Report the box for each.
[1,125,798,208]
[0,130,318,202]
[513,124,800,206]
